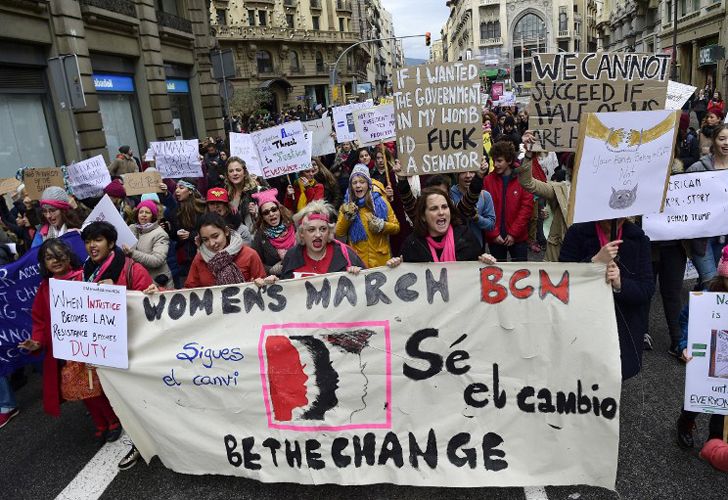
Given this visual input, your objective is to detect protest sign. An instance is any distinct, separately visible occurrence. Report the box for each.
[50,279,128,369]
[302,118,336,157]
[685,259,699,281]
[123,171,163,196]
[67,155,111,199]
[144,148,154,162]
[0,233,87,377]
[0,178,21,196]
[332,101,374,143]
[229,133,264,177]
[568,110,678,224]
[98,262,620,488]
[491,82,504,101]
[642,171,728,241]
[353,103,396,146]
[497,91,515,107]
[82,195,137,248]
[252,122,311,178]
[393,61,482,175]
[665,80,697,111]
[684,292,728,415]
[150,140,201,178]
[23,167,65,200]
[528,53,671,151]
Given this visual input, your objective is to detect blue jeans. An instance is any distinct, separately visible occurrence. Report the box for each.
[0,376,17,413]
[691,237,725,284]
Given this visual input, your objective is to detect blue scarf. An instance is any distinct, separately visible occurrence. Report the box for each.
[345,189,389,243]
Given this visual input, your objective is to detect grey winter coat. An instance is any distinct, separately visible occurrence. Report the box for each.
[128,222,172,282]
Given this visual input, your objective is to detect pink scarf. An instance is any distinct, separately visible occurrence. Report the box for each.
[595,222,623,248]
[269,226,296,251]
[426,225,456,263]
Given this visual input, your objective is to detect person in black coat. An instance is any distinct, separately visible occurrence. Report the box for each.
[559,219,655,380]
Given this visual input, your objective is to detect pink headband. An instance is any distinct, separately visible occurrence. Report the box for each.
[307,213,329,223]
[40,199,71,211]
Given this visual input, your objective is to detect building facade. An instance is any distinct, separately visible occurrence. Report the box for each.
[0,0,223,178]
[441,0,599,84]
[430,39,445,62]
[598,0,727,97]
[212,0,370,111]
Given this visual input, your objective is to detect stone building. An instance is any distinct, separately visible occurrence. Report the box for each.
[0,0,223,178]
[211,0,370,110]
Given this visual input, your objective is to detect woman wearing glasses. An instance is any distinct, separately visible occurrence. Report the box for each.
[31,186,83,247]
[251,189,297,277]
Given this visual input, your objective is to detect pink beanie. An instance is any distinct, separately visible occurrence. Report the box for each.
[700,438,728,472]
[251,188,279,207]
[135,199,159,218]
[718,245,728,278]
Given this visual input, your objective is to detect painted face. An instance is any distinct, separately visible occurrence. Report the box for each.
[199,224,229,253]
[85,236,114,264]
[493,156,510,175]
[715,129,728,157]
[260,202,281,227]
[41,207,63,228]
[44,249,71,276]
[137,207,154,224]
[351,176,369,199]
[227,161,246,186]
[175,185,191,202]
[423,194,451,237]
[302,218,329,253]
[358,149,371,165]
[707,113,721,126]
[207,201,229,217]
[458,171,475,188]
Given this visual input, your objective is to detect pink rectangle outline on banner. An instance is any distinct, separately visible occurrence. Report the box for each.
[258,321,392,431]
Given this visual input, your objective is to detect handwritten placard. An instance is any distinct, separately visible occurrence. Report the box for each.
[82,194,138,248]
[665,81,697,111]
[23,167,65,200]
[528,53,671,151]
[123,171,163,196]
[67,155,111,199]
[251,122,311,178]
[302,117,336,156]
[0,178,21,196]
[150,140,201,178]
[50,278,128,369]
[332,101,374,143]
[353,103,396,146]
[229,132,263,177]
[393,61,483,175]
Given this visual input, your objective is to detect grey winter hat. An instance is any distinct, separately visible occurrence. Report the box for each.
[40,186,71,209]
[350,163,372,186]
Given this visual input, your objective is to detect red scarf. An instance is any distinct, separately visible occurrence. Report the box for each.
[426,226,456,263]
[595,222,623,248]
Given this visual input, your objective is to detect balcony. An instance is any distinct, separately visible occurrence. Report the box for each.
[157,10,193,33]
[336,0,353,13]
[557,30,571,38]
[79,0,136,18]
[480,37,502,46]
[283,0,297,7]
[310,0,322,8]
[216,25,359,44]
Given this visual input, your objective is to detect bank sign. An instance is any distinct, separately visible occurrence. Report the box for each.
[93,73,135,92]
[166,79,190,93]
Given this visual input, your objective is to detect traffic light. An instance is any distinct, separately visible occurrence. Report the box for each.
[425,32,431,47]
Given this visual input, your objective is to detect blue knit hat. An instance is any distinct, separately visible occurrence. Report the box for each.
[140,193,160,203]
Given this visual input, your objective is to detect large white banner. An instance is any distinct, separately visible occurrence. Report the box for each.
[229,133,264,177]
[642,171,728,241]
[333,102,374,143]
[684,292,728,415]
[67,155,111,199]
[302,117,336,157]
[98,262,621,488]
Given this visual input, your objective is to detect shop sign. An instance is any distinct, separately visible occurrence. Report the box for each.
[166,79,190,93]
[699,45,725,67]
[93,73,135,92]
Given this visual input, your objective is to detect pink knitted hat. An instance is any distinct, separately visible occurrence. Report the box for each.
[135,200,159,218]
[718,245,728,278]
[251,188,279,207]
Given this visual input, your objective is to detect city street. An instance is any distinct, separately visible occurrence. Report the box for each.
[1,282,725,500]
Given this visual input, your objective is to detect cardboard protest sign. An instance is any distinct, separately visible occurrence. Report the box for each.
[528,53,671,151]
[393,61,483,175]
[150,140,201,178]
[684,292,728,415]
[252,122,311,178]
[67,155,111,199]
[642,171,728,240]
[123,171,163,196]
[332,101,374,143]
[229,133,263,177]
[302,118,336,157]
[97,262,621,488]
[0,178,21,196]
[353,103,396,146]
[50,279,128,369]
[23,167,64,200]
[665,80,697,111]
[82,194,137,248]
[0,233,87,377]
[568,110,678,224]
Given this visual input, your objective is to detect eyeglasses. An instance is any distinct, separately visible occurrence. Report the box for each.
[41,208,61,215]
[261,206,279,217]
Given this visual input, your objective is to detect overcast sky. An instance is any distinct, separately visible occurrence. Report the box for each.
[384,0,450,60]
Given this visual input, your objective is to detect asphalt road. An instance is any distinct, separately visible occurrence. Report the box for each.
[1,277,726,500]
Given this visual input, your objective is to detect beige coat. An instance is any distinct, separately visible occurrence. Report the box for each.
[109,155,138,176]
[515,160,571,262]
[128,222,172,282]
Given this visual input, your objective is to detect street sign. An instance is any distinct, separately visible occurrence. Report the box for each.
[210,49,236,80]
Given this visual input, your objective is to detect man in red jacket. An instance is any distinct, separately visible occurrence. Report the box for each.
[483,141,534,262]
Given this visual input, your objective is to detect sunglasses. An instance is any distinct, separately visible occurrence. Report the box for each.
[261,206,279,217]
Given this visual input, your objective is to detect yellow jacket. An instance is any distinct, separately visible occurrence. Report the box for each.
[335,193,400,268]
